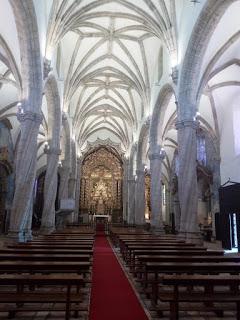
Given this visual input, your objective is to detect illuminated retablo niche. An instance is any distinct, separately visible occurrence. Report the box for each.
[80,147,123,223]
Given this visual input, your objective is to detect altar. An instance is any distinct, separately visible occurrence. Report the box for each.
[93,214,111,223]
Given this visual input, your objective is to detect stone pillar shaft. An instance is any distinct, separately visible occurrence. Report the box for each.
[9,112,42,242]
[135,169,145,225]
[74,158,82,223]
[211,158,221,238]
[173,196,181,232]
[176,119,200,242]
[68,177,77,199]
[40,148,61,233]
[122,160,129,222]
[59,162,70,200]
[127,178,136,224]
[149,154,164,231]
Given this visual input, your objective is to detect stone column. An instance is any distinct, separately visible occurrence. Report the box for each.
[173,196,181,232]
[74,157,82,223]
[68,175,77,199]
[67,175,77,224]
[135,167,145,225]
[23,193,34,241]
[165,188,171,224]
[176,119,201,243]
[211,157,221,238]
[122,159,129,223]
[127,177,136,224]
[149,152,165,233]
[57,160,70,228]
[40,146,61,234]
[58,160,70,200]
[8,111,43,242]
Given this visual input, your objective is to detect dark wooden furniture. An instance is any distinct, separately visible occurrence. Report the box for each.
[161,274,240,320]
[0,274,86,320]
[145,261,240,306]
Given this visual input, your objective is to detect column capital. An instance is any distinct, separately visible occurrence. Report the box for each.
[149,152,165,161]
[175,119,199,130]
[17,111,43,124]
[44,147,61,155]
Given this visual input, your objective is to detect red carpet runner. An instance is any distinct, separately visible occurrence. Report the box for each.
[89,231,148,320]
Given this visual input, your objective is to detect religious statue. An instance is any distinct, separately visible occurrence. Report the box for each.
[91,178,111,214]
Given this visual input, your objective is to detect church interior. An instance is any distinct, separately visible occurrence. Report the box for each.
[0,0,240,319]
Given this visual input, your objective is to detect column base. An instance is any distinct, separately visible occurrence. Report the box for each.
[179,231,203,245]
[7,230,25,243]
[39,226,55,235]
[24,230,33,241]
[151,225,165,235]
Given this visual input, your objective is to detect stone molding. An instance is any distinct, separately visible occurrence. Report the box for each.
[175,119,199,131]
[44,147,61,155]
[149,152,165,161]
[17,111,43,124]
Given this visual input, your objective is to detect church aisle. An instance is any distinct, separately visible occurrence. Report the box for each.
[89,231,148,320]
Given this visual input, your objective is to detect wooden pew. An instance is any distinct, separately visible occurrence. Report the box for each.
[29,240,94,244]
[124,245,205,265]
[161,274,240,320]
[144,261,240,306]
[0,274,86,320]
[129,249,223,272]
[0,260,91,277]
[134,253,239,276]
[0,248,93,255]
[8,244,93,250]
[0,253,92,262]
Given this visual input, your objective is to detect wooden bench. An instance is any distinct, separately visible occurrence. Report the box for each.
[145,261,240,306]
[0,260,91,277]
[134,253,239,275]
[160,274,240,320]
[8,244,93,250]
[0,253,92,262]
[124,245,206,265]
[0,248,93,255]
[0,274,87,320]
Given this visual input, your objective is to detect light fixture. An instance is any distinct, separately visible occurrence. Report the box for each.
[44,141,50,152]
[193,111,201,121]
[17,102,24,114]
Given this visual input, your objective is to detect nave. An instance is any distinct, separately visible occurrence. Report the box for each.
[0,223,238,319]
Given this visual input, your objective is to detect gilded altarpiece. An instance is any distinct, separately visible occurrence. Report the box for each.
[80,147,123,222]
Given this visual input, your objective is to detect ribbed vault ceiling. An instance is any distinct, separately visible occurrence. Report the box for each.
[46,0,177,152]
